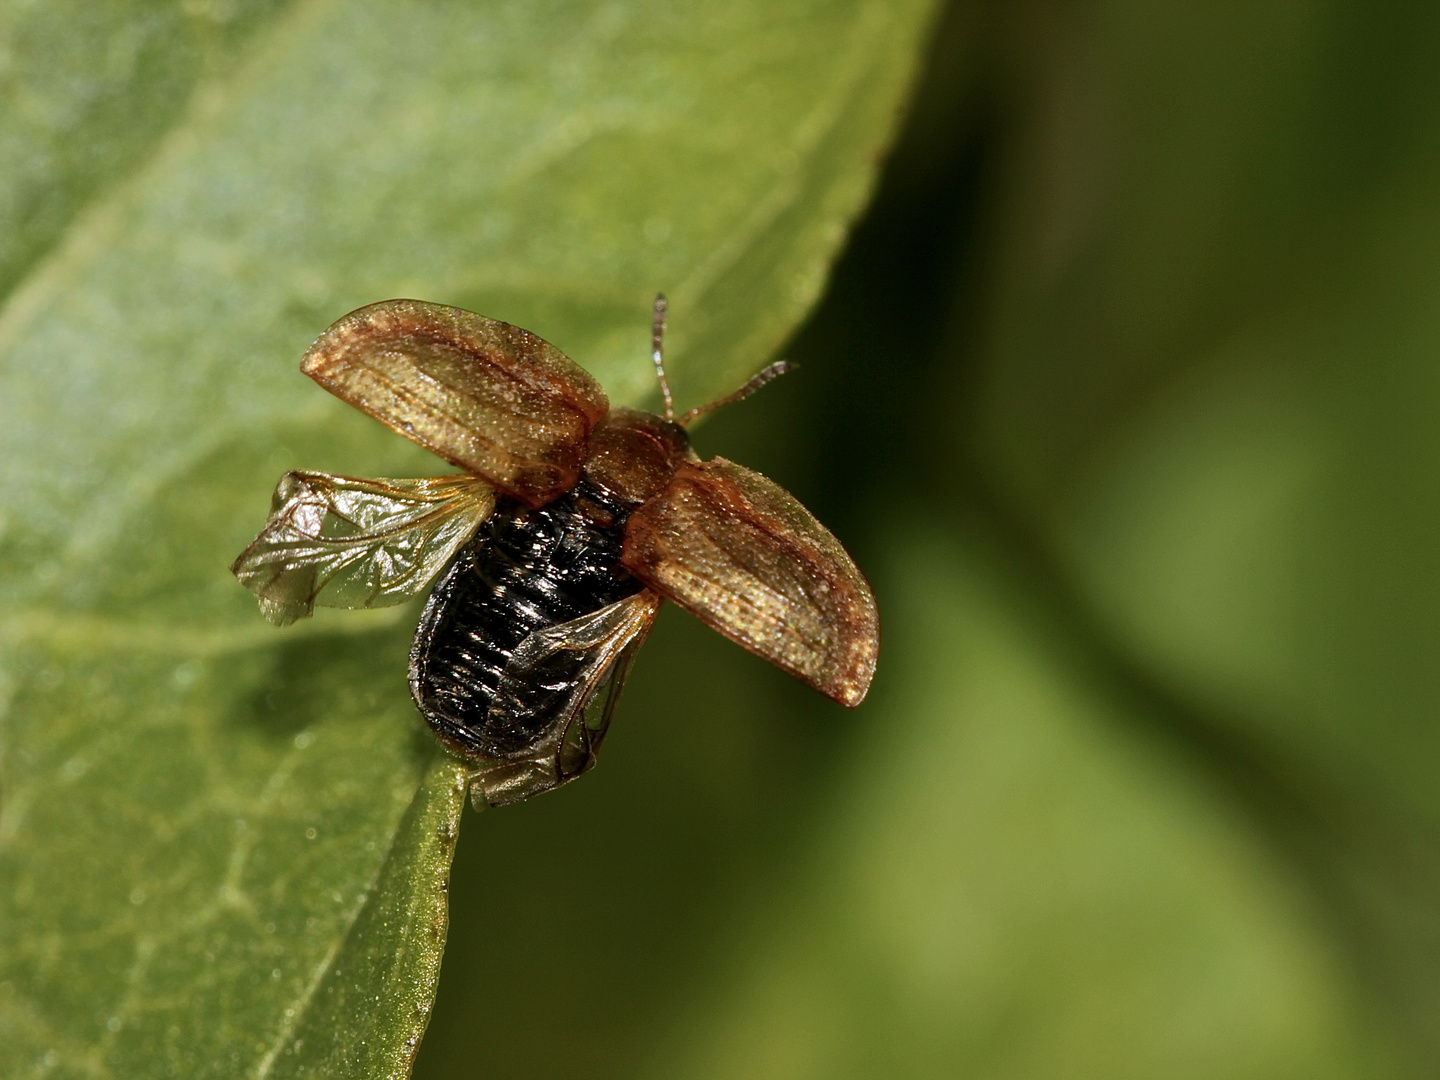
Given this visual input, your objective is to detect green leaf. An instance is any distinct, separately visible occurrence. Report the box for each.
[0,0,291,300]
[272,755,467,1079]
[0,0,938,1075]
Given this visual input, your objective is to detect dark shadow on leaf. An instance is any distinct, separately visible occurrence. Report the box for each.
[227,623,421,745]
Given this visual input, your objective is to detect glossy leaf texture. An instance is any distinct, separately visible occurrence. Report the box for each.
[0,2,938,1078]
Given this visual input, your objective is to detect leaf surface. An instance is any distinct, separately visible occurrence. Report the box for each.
[0,0,938,1075]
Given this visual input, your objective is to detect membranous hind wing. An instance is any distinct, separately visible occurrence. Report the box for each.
[231,471,496,626]
[300,300,609,507]
[621,458,878,707]
[466,590,662,808]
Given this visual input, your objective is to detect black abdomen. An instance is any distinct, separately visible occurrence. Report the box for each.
[409,479,641,759]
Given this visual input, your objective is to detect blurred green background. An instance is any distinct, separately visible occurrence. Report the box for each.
[7,0,1440,1077]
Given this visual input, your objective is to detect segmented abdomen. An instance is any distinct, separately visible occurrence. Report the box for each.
[409,478,640,759]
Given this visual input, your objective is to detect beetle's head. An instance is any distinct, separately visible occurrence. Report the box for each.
[587,294,792,507]
[582,407,695,507]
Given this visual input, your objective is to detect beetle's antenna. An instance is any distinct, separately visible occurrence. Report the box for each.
[678,360,795,427]
[651,294,675,421]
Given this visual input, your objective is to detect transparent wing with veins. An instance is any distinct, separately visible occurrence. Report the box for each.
[231,471,496,626]
[468,590,662,808]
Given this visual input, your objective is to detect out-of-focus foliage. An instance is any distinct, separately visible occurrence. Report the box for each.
[5,1,1440,1078]
[965,4,1440,1067]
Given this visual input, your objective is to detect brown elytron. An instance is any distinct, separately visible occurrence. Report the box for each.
[233,297,879,807]
[622,459,877,707]
[300,301,608,507]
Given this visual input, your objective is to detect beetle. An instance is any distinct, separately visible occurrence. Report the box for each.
[232,296,878,807]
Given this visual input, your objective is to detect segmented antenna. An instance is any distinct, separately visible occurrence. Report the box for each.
[679,360,795,427]
[651,294,674,421]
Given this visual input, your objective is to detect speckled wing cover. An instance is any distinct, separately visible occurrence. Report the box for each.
[621,458,879,707]
[231,471,496,625]
[299,300,609,507]
[468,590,663,807]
